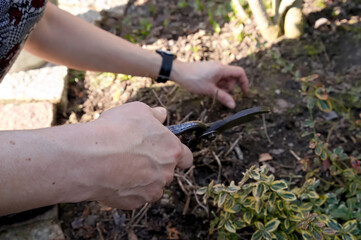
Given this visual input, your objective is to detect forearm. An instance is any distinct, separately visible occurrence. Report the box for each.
[25,3,165,79]
[0,124,94,215]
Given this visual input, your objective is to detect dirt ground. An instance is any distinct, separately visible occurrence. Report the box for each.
[57,0,361,239]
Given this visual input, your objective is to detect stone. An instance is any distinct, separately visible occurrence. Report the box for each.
[57,0,129,16]
[323,111,338,121]
[0,220,64,240]
[0,206,64,240]
[9,51,46,73]
[270,149,285,155]
[273,98,294,114]
[0,102,54,130]
[0,65,67,104]
[314,18,329,29]
[284,6,304,39]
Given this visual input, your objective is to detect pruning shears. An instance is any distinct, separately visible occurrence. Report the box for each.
[167,106,270,149]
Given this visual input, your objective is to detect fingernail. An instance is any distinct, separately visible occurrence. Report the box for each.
[154,107,166,116]
[227,101,235,109]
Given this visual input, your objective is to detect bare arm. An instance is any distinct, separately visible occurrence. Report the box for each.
[25,3,249,109]
[0,103,192,216]
[25,3,162,79]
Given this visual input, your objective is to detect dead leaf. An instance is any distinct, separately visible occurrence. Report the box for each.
[259,153,273,162]
[166,222,180,240]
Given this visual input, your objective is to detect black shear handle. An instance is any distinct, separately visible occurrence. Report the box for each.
[167,121,207,147]
[167,121,207,136]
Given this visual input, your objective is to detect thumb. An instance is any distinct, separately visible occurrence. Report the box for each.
[151,107,167,123]
[214,88,236,109]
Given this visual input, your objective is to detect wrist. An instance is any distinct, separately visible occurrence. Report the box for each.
[170,59,183,83]
[45,123,98,204]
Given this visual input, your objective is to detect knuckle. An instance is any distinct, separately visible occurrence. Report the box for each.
[147,187,163,202]
[171,141,183,160]
[163,171,175,185]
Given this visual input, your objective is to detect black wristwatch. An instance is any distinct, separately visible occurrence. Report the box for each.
[155,49,176,83]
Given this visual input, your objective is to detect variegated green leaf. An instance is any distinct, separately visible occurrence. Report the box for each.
[343,220,357,233]
[277,200,284,211]
[284,219,290,230]
[322,228,337,236]
[243,196,255,208]
[251,230,263,240]
[264,218,281,232]
[243,211,253,224]
[217,192,227,207]
[300,202,313,211]
[312,230,323,240]
[304,178,315,187]
[307,191,319,199]
[225,203,241,213]
[327,219,342,231]
[224,220,236,233]
[342,233,357,240]
[271,180,288,192]
[260,165,268,174]
[316,99,332,112]
[301,230,313,240]
[260,174,268,182]
[255,199,263,214]
[255,221,264,230]
[274,232,288,240]
[262,231,272,240]
[314,195,327,206]
[315,146,322,156]
[214,184,225,194]
[289,215,303,222]
[278,190,297,201]
[288,204,300,212]
[320,151,328,160]
[253,182,267,199]
[349,182,357,196]
[196,187,207,195]
[249,170,260,180]
[318,214,329,223]
[314,221,325,228]
[225,181,240,193]
[266,174,275,184]
[234,219,246,229]
[268,192,277,207]
[343,168,355,179]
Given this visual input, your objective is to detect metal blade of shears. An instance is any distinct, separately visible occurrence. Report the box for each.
[200,106,270,138]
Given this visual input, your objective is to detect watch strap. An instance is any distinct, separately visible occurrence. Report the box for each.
[156,50,174,83]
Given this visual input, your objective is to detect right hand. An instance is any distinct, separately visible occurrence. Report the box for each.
[82,102,193,210]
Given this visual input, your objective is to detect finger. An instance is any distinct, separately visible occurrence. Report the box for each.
[214,87,236,109]
[176,144,193,169]
[217,78,237,92]
[224,65,249,94]
[150,107,167,123]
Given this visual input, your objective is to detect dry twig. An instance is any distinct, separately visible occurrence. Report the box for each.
[211,151,222,183]
[262,114,273,144]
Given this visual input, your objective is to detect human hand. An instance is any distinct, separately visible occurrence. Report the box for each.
[81,102,193,210]
[171,61,249,109]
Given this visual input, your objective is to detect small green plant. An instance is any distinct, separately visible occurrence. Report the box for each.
[139,18,152,37]
[208,10,221,34]
[177,0,187,9]
[297,73,361,236]
[197,166,351,239]
[194,0,204,12]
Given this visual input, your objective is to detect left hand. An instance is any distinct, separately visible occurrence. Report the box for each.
[170,61,249,109]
